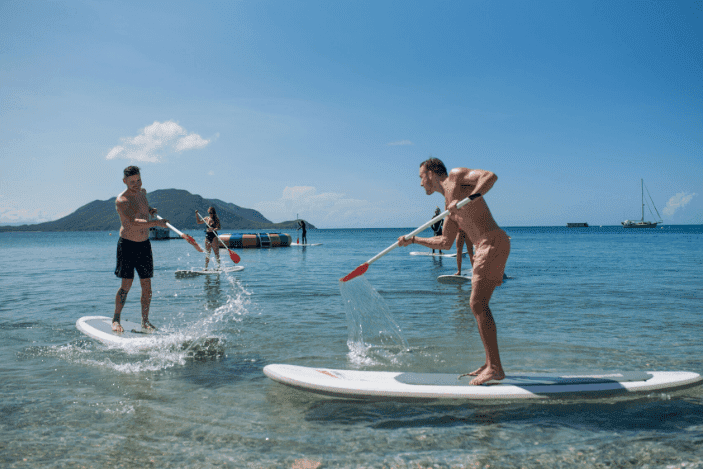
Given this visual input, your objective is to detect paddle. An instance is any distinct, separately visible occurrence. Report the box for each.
[340,194,482,282]
[196,211,241,264]
[155,215,204,253]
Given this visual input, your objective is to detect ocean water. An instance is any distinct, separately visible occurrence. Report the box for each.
[1,225,702,468]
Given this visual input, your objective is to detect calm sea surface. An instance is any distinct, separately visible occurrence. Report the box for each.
[1,226,702,468]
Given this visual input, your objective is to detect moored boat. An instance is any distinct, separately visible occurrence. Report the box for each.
[622,179,662,228]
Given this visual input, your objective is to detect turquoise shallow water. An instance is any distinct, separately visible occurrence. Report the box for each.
[1,226,702,468]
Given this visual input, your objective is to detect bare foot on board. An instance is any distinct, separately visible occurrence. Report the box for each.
[463,367,505,386]
[460,364,487,377]
[112,322,124,333]
[141,320,157,332]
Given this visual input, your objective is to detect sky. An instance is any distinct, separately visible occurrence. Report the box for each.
[1,0,701,228]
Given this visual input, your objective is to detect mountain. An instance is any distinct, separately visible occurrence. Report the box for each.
[0,189,316,232]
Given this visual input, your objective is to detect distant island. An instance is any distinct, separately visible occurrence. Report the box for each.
[0,189,315,232]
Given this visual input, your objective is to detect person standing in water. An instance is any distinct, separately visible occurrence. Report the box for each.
[431,207,443,254]
[113,166,168,333]
[297,220,307,244]
[398,158,510,385]
[196,207,221,270]
[455,230,474,276]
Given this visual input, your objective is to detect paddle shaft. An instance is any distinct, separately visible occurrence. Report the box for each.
[340,194,480,282]
[196,212,240,264]
[155,215,185,237]
[365,194,479,265]
[156,215,204,252]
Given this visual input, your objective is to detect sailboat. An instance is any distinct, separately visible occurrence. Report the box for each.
[622,179,662,228]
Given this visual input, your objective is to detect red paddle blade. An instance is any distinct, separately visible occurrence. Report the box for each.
[340,263,369,282]
[228,249,241,264]
[181,234,204,252]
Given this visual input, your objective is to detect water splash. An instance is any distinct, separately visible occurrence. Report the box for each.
[32,275,253,373]
[339,276,410,366]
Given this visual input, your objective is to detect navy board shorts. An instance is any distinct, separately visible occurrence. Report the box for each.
[115,238,154,279]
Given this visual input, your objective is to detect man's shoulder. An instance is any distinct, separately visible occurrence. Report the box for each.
[449,167,471,178]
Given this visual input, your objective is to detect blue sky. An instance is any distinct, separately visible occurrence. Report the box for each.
[1,0,701,228]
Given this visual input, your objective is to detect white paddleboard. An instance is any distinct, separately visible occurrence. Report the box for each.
[437,272,508,284]
[410,251,457,258]
[290,243,323,246]
[438,274,471,284]
[175,265,244,277]
[76,315,161,348]
[263,364,702,401]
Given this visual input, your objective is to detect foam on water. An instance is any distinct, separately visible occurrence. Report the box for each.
[29,274,253,374]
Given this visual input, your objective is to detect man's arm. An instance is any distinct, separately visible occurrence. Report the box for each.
[445,168,497,213]
[143,189,158,217]
[398,217,459,250]
[455,168,497,197]
[116,199,165,229]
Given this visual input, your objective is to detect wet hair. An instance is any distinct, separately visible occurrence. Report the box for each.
[420,158,447,177]
[123,166,140,178]
[207,207,221,230]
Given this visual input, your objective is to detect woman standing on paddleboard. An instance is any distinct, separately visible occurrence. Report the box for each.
[196,207,221,270]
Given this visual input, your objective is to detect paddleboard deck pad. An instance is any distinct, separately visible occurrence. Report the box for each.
[76,315,162,348]
[263,364,702,401]
[410,251,457,258]
[175,265,244,277]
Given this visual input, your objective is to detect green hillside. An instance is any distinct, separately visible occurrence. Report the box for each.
[0,189,315,232]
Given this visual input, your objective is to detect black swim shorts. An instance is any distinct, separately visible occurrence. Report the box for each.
[115,238,154,279]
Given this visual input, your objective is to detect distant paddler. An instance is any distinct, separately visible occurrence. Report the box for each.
[196,207,222,270]
[431,207,444,254]
[397,158,510,385]
[112,166,168,333]
[297,219,308,244]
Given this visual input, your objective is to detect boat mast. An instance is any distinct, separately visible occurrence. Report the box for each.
[641,179,644,222]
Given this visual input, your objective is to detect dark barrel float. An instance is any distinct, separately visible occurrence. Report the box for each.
[216,233,292,249]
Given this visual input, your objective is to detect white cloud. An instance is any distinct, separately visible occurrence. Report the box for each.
[0,207,60,225]
[387,140,413,146]
[105,121,210,162]
[175,133,210,151]
[254,186,384,228]
[663,192,696,217]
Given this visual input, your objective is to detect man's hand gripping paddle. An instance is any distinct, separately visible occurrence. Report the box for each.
[196,212,241,264]
[156,215,204,253]
[340,194,481,282]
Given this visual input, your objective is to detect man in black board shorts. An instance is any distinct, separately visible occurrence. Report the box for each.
[112,166,168,333]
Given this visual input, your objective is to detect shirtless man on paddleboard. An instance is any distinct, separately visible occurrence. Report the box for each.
[398,158,510,385]
[112,166,168,333]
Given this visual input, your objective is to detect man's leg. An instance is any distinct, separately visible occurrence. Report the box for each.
[204,240,211,269]
[113,278,133,332]
[140,278,155,330]
[464,279,505,385]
